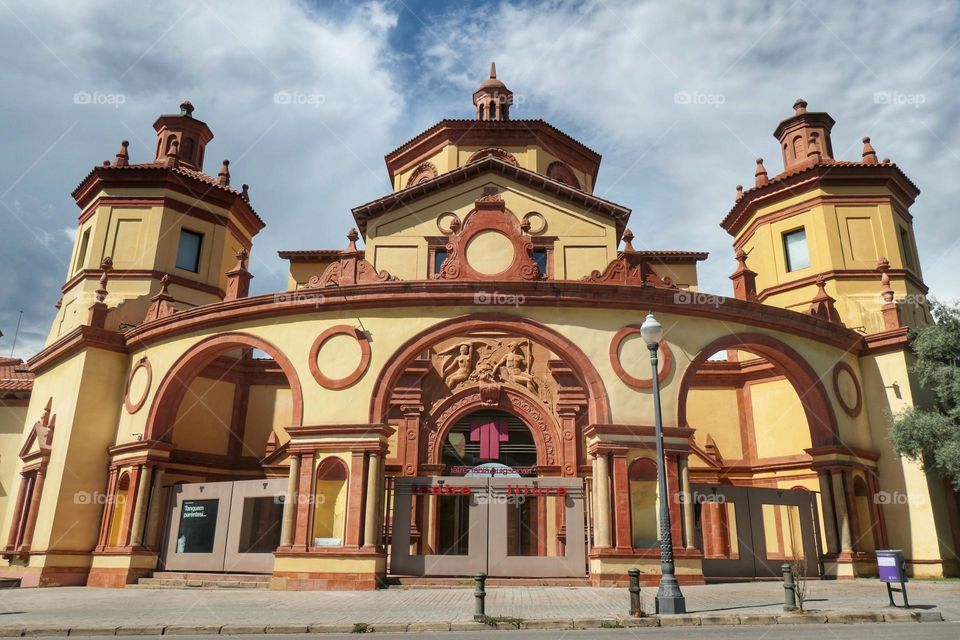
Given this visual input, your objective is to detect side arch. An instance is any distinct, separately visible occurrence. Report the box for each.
[676,332,839,447]
[144,331,304,442]
[369,312,611,425]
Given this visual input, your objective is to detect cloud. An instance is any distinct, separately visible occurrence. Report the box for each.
[0,0,403,358]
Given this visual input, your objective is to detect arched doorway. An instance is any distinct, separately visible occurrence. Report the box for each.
[125,333,304,575]
[390,405,587,578]
[677,333,832,579]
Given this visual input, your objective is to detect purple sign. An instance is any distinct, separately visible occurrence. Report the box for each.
[877,551,905,582]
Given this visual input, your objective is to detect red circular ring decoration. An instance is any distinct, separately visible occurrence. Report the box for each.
[610,326,673,389]
[309,325,371,390]
[832,361,862,417]
[124,357,153,414]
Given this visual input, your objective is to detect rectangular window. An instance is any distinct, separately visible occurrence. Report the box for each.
[433,249,448,275]
[533,249,548,278]
[783,228,810,272]
[175,229,203,272]
[899,227,916,271]
[75,228,91,272]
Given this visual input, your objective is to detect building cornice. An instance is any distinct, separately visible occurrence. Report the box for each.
[27,326,127,375]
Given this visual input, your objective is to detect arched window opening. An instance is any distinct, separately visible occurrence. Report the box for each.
[629,457,659,548]
[108,472,132,547]
[313,458,348,546]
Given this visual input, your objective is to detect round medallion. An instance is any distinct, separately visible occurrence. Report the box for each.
[832,362,862,417]
[436,212,461,235]
[610,326,673,389]
[124,357,152,414]
[522,211,547,235]
[309,325,371,389]
[465,230,515,275]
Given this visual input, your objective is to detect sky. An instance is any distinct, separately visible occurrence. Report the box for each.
[1,0,958,360]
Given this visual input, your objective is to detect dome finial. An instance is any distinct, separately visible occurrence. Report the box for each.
[490,61,497,79]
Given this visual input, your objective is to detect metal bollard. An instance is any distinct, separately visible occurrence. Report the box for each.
[628,568,642,617]
[782,563,797,612]
[474,572,487,620]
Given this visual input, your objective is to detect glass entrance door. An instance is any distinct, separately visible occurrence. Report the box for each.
[162,478,286,573]
[389,477,586,578]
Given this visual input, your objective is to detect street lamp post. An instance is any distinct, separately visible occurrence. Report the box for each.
[640,312,686,615]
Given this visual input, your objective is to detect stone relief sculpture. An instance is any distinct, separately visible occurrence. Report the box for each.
[437,337,547,402]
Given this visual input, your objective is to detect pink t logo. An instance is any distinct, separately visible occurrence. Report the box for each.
[470,420,509,460]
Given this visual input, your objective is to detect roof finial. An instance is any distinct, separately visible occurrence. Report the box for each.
[218,159,230,186]
[490,61,497,79]
[735,184,744,202]
[793,98,808,114]
[180,100,194,117]
[861,137,878,164]
[114,140,129,167]
[235,247,249,270]
[240,183,250,202]
[622,228,635,252]
[96,257,113,304]
[346,228,360,252]
[754,158,768,187]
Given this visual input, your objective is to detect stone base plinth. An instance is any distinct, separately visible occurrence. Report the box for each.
[271,548,386,590]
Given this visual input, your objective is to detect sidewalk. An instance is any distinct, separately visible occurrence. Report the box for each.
[0,580,955,633]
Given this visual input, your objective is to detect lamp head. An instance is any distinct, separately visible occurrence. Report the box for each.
[639,313,663,345]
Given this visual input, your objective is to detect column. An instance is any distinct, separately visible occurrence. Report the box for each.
[143,467,166,548]
[96,468,120,550]
[842,471,862,551]
[5,473,30,551]
[19,466,47,551]
[363,452,381,548]
[129,465,153,546]
[866,472,889,549]
[611,452,631,550]
[280,454,301,547]
[345,451,366,548]
[666,453,683,548]
[292,453,314,550]
[679,456,695,549]
[817,471,839,554]
[593,453,612,548]
[830,470,853,553]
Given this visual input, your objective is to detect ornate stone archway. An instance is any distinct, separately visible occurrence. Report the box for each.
[371,313,610,477]
[426,385,562,471]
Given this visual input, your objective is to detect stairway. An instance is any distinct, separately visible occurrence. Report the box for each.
[131,571,271,589]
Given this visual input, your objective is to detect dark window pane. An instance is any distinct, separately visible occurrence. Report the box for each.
[434,249,448,274]
[237,496,283,554]
[533,249,548,278]
[175,499,219,553]
[176,230,203,272]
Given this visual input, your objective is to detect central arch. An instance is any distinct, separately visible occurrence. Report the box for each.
[370,312,611,425]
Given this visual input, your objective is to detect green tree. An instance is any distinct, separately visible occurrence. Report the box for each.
[890,301,960,490]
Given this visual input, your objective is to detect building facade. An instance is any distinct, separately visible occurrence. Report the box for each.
[1,68,958,590]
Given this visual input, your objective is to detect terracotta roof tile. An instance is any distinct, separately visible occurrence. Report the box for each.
[0,358,33,392]
[386,118,602,160]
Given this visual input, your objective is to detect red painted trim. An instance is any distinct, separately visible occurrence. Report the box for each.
[123,357,152,414]
[676,332,840,447]
[832,361,863,417]
[143,332,303,442]
[609,328,672,389]
[308,325,371,390]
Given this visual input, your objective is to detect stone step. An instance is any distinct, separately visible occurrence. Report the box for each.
[133,572,271,590]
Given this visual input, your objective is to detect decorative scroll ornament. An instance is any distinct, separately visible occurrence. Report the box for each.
[582,229,676,288]
[304,228,397,288]
[433,189,540,281]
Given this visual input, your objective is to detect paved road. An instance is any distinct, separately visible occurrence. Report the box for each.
[20,623,960,640]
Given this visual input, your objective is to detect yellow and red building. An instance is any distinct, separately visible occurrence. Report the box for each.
[1,68,957,589]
